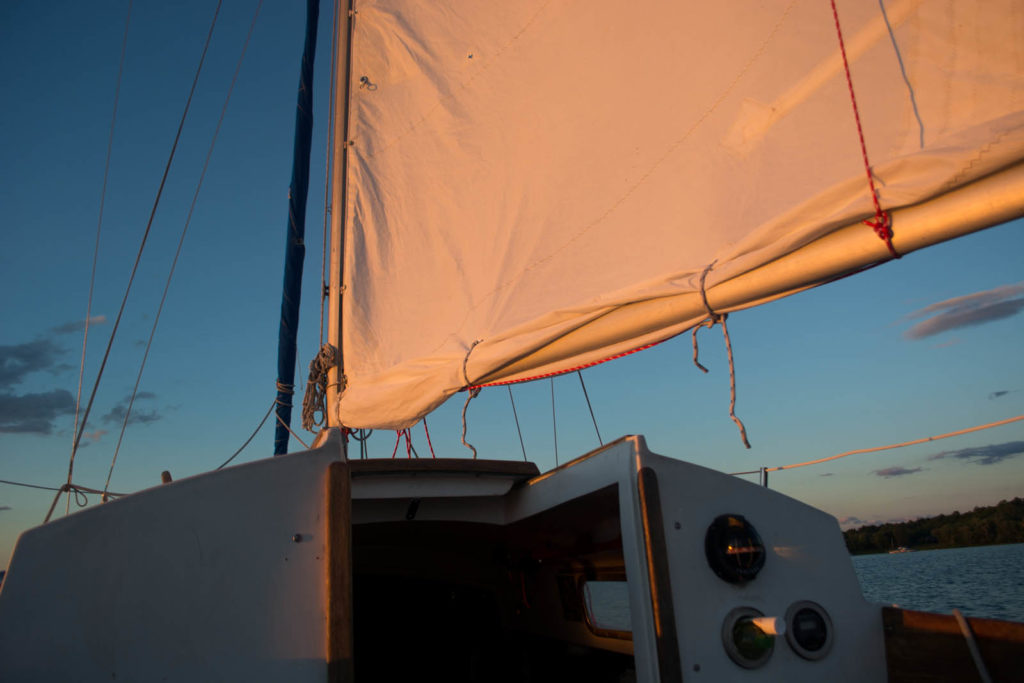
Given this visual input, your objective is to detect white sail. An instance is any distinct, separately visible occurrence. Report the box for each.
[338,0,1024,429]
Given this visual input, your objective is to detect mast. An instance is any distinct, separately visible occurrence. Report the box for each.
[273,0,320,455]
[326,0,356,427]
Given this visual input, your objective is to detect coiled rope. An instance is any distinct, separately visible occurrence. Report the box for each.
[302,344,336,431]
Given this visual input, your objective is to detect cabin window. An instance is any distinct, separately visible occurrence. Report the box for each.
[582,580,632,636]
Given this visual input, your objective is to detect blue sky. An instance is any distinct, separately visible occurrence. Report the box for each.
[1,1,1022,569]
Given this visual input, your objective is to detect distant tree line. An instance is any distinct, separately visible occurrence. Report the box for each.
[843,497,1024,554]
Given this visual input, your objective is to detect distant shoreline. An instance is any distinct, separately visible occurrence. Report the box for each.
[848,540,1023,556]
[843,497,1024,555]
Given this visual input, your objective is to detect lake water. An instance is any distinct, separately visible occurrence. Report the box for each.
[851,543,1024,622]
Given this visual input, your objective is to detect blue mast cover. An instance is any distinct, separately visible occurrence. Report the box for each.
[275,0,319,455]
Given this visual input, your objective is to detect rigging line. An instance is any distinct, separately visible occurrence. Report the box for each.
[42,483,127,524]
[422,418,437,459]
[577,370,603,446]
[217,399,276,470]
[103,0,262,496]
[68,0,133,516]
[274,406,310,450]
[551,377,558,466]
[66,0,225,502]
[507,385,528,462]
[319,0,341,346]
[830,0,899,259]
[0,479,63,492]
[729,414,1024,475]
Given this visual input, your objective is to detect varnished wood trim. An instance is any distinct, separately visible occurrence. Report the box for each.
[883,606,1024,682]
[326,461,353,682]
[638,467,683,682]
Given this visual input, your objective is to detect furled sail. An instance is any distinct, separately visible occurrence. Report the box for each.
[336,0,1024,430]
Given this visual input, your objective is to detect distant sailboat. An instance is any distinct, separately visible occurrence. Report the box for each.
[1,1,1023,681]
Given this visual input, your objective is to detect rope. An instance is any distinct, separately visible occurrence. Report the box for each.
[577,370,603,446]
[692,262,751,448]
[69,0,133,515]
[351,428,372,459]
[738,414,1024,475]
[2,479,71,493]
[719,316,751,449]
[275,404,310,449]
[217,398,276,469]
[103,0,261,497]
[952,609,994,683]
[390,429,418,459]
[460,340,483,458]
[551,378,558,466]
[830,0,899,259]
[422,418,437,458]
[461,388,481,458]
[66,0,224,506]
[507,385,528,461]
[42,483,125,524]
[302,344,336,431]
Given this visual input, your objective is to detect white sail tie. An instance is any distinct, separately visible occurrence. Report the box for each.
[460,340,483,458]
[692,261,751,448]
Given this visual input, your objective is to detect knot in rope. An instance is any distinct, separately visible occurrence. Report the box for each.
[302,344,336,431]
[864,210,900,259]
[691,264,751,450]
[830,0,901,261]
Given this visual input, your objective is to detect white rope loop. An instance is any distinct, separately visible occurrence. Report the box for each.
[692,261,751,448]
[460,340,483,458]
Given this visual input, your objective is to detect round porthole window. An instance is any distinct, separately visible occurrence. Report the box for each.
[785,600,833,660]
[704,514,766,584]
[721,607,776,669]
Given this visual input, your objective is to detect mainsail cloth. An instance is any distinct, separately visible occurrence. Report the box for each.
[338,0,1024,429]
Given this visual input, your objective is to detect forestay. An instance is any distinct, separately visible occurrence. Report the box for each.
[337,0,1024,429]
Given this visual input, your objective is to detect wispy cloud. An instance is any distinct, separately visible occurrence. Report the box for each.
[989,390,1012,400]
[101,393,161,426]
[927,441,1024,466]
[49,315,107,335]
[0,506,11,512]
[0,339,65,388]
[874,466,923,478]
[903,283,1024,339]
[0,389,75,434]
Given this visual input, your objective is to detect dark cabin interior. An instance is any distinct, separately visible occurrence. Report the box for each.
[352,484,636,682]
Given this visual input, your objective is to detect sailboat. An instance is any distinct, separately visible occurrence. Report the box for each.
[1,0,1023,680]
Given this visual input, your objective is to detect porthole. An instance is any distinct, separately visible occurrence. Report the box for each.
[705,514,765,584]
[785,600,833,660]
[721,607,776,669]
